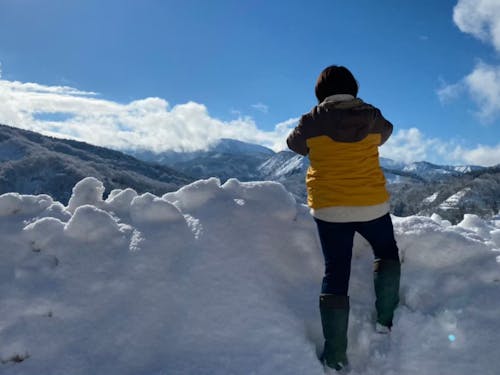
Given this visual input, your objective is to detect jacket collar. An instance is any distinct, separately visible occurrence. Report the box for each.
[321,94,355,104]
[320,95,363,109]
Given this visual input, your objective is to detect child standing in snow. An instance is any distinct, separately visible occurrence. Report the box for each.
[287,65,401,372]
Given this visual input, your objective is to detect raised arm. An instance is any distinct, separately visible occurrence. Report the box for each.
[286,119,309,156]
[374,109,393,146]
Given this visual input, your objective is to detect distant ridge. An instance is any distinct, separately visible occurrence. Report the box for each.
[128,138,276,181]
[0,124,193,203]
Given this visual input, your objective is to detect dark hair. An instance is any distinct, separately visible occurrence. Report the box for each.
[315,65,359,103]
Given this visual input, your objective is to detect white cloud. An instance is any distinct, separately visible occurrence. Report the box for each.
[381,128,445,163]
[464,62,500,119]
[437,80,464,103]
[456,143,500,166]
[251,102,269,113]
[1,79,97,96]
[381,127,500,166]
[442,1,500,122]
[269,117,300,151]
[0,77,497,166]
[0,78,296,153]
[453,0,500,52]
[438,61,500,121]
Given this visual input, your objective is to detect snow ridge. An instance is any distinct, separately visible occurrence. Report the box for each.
[0,178,499,374]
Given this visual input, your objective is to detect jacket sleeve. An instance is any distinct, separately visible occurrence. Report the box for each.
[374,109,393,146]
[286,119,309,156]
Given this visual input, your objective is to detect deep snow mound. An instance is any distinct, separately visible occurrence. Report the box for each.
[0,178,499,375]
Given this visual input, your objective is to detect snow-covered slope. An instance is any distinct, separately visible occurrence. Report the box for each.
[257,151,308,202]
[0,178,499,375]
[0,124,192,203]
[258,150,306,179]
[392,167,500,222]
[379,158,486,180]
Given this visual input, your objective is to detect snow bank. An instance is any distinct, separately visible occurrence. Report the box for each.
[163,177,224,211]
[23,217,65,252]
[105,188,138,216]
[222,178,297,220]
[67,177,105,213]
[0,178,499,375]
[0,193,53,217]
[64,205,125,244]
[130,193,184,224]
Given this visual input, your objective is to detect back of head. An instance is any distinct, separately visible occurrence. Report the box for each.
[315,65,359,103]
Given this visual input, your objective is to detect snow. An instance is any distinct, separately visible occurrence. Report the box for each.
[105,188,138,217]
[438,188,472,210]
[130,193,184,224]
[423,192,439,204]
[64,205,125,244]
[430,213,452,228]
[67,177,106,213]
[258,152,306,179]
[0,178,499,375]
[0,193,53,217]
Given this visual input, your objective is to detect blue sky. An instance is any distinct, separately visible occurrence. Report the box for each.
[0,0,499,166]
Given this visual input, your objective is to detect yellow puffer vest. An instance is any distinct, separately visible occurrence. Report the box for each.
[286,98,392,209]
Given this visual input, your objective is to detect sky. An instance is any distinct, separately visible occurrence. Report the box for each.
[0,0,499,166]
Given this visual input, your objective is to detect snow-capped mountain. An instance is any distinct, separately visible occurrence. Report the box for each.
[0,124,192,203]
[210,138,276,156]
[140,140,486,186]
[130,138,274,164]
[379,158,486,180]
[128,138,275,181]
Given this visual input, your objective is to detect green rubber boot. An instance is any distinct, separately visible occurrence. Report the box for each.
[319,294,349,371]
[374,259,401,328]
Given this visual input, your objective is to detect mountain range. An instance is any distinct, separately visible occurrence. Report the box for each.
[128,139,499,223]
[0,124,192,204]
[1,123,498,223]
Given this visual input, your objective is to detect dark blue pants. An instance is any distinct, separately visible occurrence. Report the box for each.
[314,213,400,295]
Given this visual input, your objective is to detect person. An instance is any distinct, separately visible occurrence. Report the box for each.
[286,65,401,372]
